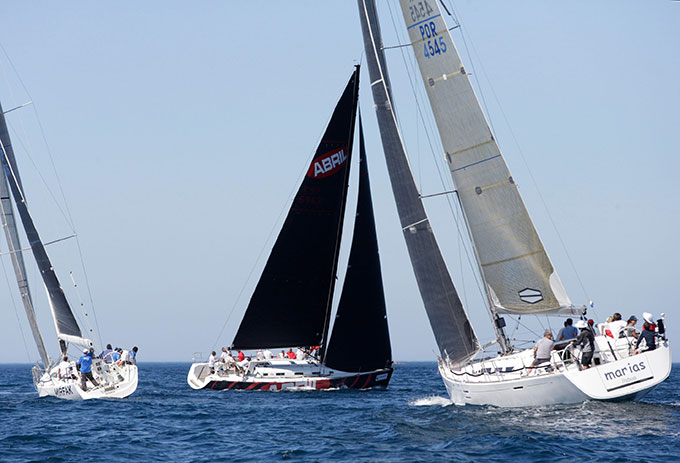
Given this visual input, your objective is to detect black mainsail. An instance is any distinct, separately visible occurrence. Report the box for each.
[0,101,87,356]
[324,117,392,372]
[232,68,360,351]
[358,0,479,363]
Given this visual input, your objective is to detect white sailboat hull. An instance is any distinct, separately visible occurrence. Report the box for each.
[35,360,138,400]
[440,337,671,407]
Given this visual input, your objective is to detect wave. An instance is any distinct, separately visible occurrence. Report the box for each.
[409,395,452,407]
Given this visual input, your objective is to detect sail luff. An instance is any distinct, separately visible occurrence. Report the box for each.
[397,0,577,316]
[0,164,50,367]
[319,66,360,362]
[358,0,479,363]
[0,102,82,356]
[324,116,392,372]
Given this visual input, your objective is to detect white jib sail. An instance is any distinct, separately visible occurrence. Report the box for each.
[399,0,577,315]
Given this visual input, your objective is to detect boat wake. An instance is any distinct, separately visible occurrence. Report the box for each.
[409,395,452,407]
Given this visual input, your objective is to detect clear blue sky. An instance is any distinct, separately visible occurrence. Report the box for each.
[0,1,678,363]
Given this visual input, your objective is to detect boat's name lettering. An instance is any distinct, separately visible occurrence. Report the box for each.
[603,361,646,381]
[55,385,73,396]
[307,148,347,178]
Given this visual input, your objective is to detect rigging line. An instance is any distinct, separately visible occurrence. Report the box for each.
[0,41,76,231]
[447,1,498,138]
[0,234,76,256]
[2,102,33,115]
[385,1,487,303]
[449,1,590,303]
[0,255,33,362]
[5,122,72,226]
[71,236,102,349]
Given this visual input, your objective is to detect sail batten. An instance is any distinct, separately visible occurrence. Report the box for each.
[359,0,479,363]
[397,0,573,316]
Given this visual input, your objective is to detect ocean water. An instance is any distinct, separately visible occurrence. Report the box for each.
[0,362,678,462]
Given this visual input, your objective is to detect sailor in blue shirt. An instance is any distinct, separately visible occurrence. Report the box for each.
[111,348,121,363]
[99,344,113,363]
[130,346,138,365]
[76,348,100,391]
[557,318,578,341]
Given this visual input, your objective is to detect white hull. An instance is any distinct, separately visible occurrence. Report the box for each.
[187,358,392,391]
[34,359,138,400]
[440,336,671,407]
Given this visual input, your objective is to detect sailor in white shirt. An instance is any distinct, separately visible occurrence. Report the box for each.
[58,356,73,380]
[118,349,132,365]
[208,351,218,373]
[220,347,229,363]
[296,348,306,360]
[256,350,264,361]
[263,349,273,360]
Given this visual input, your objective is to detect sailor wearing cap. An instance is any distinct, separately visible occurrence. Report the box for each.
[76,348,100,391]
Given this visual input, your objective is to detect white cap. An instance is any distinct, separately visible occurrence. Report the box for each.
[83,348,89,353]
[575,320,587,329]
[643,312,654,323]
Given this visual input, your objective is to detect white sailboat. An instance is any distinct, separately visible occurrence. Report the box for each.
[358,0,671,406]
[188,67,394,392]
[0,101,138,400]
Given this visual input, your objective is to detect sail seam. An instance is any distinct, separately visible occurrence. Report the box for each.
[481,250,543,268]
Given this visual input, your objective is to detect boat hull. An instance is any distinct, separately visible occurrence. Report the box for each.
[187,359,392,391]
[440,338,671,407]
[35,362,138,400]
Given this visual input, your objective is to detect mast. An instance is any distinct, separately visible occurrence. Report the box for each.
[232,68,360,351]
[324,115,392,372]
[358,0,479,364]
[0,104,50,366]
[0,102,89,357]
[319,65,360,362]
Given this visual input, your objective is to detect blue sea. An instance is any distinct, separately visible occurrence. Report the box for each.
[1,362,678,462]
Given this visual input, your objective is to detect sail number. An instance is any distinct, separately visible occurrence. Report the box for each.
[420,21,447,59]
[409,0,434,22]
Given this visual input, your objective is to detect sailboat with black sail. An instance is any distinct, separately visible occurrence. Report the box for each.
[0,101,138,400]
[358,0,670,406]
[187,66,393,391]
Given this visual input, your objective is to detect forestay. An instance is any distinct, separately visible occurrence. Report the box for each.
[359,0,479,363]
[398,0,577,315]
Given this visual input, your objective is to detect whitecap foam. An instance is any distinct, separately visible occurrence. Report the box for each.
[409,395,452,407]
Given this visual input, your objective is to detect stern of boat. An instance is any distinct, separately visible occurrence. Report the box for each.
[564,340,671,401]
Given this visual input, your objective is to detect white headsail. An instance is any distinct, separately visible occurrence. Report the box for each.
[398,0,579,315]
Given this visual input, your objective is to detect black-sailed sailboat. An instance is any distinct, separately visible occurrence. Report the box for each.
[187,66,393,391]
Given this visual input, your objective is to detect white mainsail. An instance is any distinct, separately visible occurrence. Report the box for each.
[398,0,578,315]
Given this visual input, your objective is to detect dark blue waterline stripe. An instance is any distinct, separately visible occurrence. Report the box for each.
[407,14,442,29]
[451,154,501,173]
